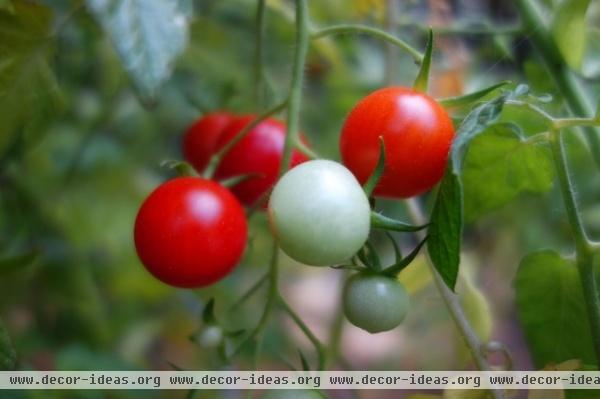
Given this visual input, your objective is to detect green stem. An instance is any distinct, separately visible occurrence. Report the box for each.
[311,24,423,64]
[515,0,600,170]
[403,199,505,399]
[294,139,319,160]
[383,0,399,85]
[550,130,600,362]
[280,0,309,175]
[253,0,266,109]
[550,130,591,255]
[228,272,269,313]
[203,100,287,179]
[278,296,326,371]
[228,243,279,359]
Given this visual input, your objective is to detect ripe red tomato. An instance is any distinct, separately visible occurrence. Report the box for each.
[340,87,455,198]
[213,116,309,206]
[182,111,236,172]
[134,177,247,288]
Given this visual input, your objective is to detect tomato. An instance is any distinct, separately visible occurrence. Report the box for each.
[268,160,371,266]
[182,111,236,172]
[340,87,455,198]
[213,116,309,206]
[134,177,247,288]
[343,273,409,333]
[260,390,326,399]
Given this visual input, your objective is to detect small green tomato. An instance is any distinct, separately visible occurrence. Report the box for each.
[260,390,326,399]
[343,273,410,333]
[268,160,371,266]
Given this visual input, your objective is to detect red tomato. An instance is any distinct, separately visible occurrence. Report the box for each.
[340,87,455,198]
[213,116,309,206]
[182,112,236,172]
[134,177,247,288]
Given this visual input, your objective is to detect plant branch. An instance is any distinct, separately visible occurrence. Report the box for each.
[278,296,326,371]
[311,24,423,64]
[280,0,309,175]
[515,0,600,170]
[253,0,266,109]
[404,199,505,399]
[550,129,600,363]
[203,100,287,178]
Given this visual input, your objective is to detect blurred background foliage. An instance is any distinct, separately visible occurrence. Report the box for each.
[0,0,599,398]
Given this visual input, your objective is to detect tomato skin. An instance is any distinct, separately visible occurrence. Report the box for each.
[182,112,236,172]
[213,116,309,206]
[340,87,455,198]
[343,273,409,333]
[134,177,247,288]
[268,160,371,266]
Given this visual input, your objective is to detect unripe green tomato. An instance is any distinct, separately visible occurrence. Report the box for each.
[343,273,409,333]
[268,160,371,266]
[260,390,326,399]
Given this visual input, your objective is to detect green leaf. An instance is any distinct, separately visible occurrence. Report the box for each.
[202,298,216,324]
[438,81,510,108]
[463,124,554,221]
[551,0,590,70]
[86,0,190,100]
[382,236,428,277]
[427,170,462,290]
[0,2,61,155]
[515,250,596,368]
[0,249,40,275]
[363,137,385,197]
[413,29,433,92]
[428,93,511,290]
[0,319,16,370]
[370,212,428,232]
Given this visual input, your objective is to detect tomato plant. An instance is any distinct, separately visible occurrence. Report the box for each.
[134,177,247,288]
[340,87,455,198]
[268,160,371,266]
[343,273,410,333]
[182,111,236,173]
[213,116,310,206]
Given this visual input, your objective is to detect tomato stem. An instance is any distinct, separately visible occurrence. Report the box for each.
[311,24,424,65]
[279,0,309,176]
[550,129,600,362]
[279,296,326,371]
[253,0,266,109]
[403,198,506,399]
[515,0,600,171]
[202,100,287,179]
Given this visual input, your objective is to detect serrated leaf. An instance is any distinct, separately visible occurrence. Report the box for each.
[86,0,190,100]
[515,250,596,368]
[463,124,554,221]
[0,319,16,370]
[551,0,590,70]
[0,2,61,155]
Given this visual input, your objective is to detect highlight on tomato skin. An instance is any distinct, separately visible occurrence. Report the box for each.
[182,111,236,173]
[213,115,310,207]
[339,86,455,199]
[133,177,248,288]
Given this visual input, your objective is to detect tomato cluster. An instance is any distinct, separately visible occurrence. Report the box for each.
[134,86,454,334]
